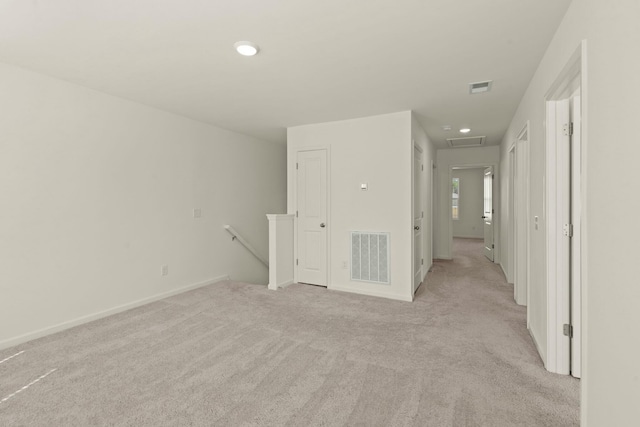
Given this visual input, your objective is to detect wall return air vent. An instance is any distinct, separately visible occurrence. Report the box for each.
[351,231,390,284]
[446,136,486,148]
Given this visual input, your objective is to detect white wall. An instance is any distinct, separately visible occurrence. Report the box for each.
[452,168,484,239]
[435,146,500,260]
[287,111,434,302]
[0,63,286,348]
[498,1,640,424]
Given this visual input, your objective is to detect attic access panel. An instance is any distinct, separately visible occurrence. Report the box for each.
[446,136,486,148]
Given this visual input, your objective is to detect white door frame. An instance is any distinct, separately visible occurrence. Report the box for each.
[512,122,530,308]
[507,144,516,285]
[431,160,436,269]
[482,166,495,261]
[413,142,424,294]
[447,162,499,260]
[292,146,331,286]
[544,41,587,376]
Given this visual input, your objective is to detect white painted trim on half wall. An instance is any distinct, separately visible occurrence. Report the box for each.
[0,274,230,350]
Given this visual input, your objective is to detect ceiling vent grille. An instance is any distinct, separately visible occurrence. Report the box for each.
[469,80,493,94]
[446,136,486,148]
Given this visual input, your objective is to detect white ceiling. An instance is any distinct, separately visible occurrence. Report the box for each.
[0,0,572,147]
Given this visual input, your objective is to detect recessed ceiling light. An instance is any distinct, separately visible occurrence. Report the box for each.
[234,41,259,56]
[460,128,471,133]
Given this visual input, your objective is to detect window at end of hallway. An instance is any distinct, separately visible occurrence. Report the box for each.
[452,177,459,220]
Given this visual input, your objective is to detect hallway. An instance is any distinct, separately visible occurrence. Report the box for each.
[416,237,580,424]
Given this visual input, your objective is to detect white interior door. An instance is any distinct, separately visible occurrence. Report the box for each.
[413,146,423,293]
[549,98,571,375]
[570,94,582,378]
[483,166,494,261]
[296,150,328,286]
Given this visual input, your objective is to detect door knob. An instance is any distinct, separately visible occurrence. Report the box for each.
[320,223,326,228]
[414,226,420,231]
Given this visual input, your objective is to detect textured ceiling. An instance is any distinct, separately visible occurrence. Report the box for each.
[0,0,572,147]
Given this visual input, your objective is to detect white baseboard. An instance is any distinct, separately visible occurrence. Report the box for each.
[268,279,294,291]
[329,285,413,302]
[499,263,511,283]
[278,280,294,289]
[0,274,229,351]
[529,326,547,367]
[452,235,483,239]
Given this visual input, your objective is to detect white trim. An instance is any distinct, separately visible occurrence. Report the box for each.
[266,214,295,222]
[507,143,516,286]
[329,285,413,302]
[0,274,230,350]
[529,328,546,366]
[499,262,508,281]
[266,214,294,291]
[275,279,294,289]
[413,144,425,294]
[544,41,585,376]
[513,121,530,308]
[447,162,499,262]
[578,40,589,425]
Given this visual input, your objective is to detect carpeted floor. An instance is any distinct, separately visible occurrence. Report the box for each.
[0,238,579,426]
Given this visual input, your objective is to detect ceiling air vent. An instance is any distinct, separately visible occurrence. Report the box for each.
[446,136,486,148]
[469,80,493,94]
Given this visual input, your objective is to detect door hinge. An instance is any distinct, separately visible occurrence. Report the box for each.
[563,223,573,237]
[563,123,574,136]
[492,244,495,249]
[296,210,298,218]
[492,209,495,214]
[296,162,299,170]
[492,174,495,180]
[421,164,424,171]
[421,258,424,265]
[421,211,424,218]
[563,323,573,338]
[296,259,299,266]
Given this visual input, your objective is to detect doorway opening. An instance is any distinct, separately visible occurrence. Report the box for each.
[544,41,586,379]
[449,165,497,261]
[413,144,424,294]
[509,122,530,309]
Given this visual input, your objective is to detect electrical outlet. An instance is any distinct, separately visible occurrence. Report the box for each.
[342,261,348,269]
[161,265,169,276]
[193,208,202,218]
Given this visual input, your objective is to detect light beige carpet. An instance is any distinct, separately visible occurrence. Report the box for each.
[0,238,579,426]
